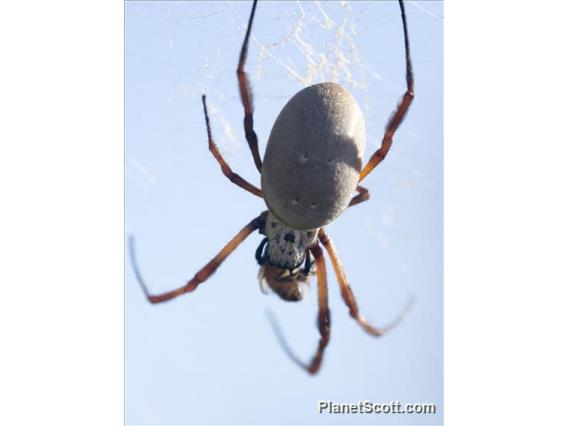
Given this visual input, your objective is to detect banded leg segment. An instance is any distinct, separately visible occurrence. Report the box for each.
[266,242,331,375]
[318,229,412,336]
[202,95,262,197]
[129,214,264,304]
[305,243,332,374]
[348,185,370,208]
[359,0,415,183]
[237,0,263,173]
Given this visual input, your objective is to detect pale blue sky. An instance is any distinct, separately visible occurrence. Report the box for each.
[126,1,443,425]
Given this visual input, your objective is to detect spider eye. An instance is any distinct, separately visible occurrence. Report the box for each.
[284,232,296,243]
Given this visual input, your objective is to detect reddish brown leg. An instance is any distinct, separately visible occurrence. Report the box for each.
[359,0,415,183]
[348,185,370,208]
[306,243,332,374]
[318,228,413,336]
[202,95,262,198]
[236,0,263,173]
[266,243,331,375]
[129,214,264,304]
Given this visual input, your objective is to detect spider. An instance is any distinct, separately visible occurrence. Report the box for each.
[129,0,415,375]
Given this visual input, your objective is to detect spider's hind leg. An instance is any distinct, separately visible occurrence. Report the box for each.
[201,95,262,198]
[359,0,415,183]
[236,0,263,174]
[348,185,370,208]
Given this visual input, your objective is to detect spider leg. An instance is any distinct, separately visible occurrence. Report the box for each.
[129,214,264,304]
[348,185,370,208]
[201,95,262,198]
[305,243,332,374]
[318,229,414,336]
[265,310,307,368]
[267,243,331,375]
[359,0,414,183]
[237,0,263,173]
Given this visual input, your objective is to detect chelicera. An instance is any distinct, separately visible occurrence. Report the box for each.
[130,0,415,375]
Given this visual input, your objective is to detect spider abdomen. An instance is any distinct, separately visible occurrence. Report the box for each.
[261,82,366,230]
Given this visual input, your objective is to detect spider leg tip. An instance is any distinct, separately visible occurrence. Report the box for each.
[405,294,417,311]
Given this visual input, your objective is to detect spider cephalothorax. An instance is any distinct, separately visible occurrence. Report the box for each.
[257,211,318,270]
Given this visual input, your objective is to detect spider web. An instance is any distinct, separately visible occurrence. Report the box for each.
[126,1,410,179]
[205,0,387,154]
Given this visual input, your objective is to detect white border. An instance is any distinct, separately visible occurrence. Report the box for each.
[446,1,568,425]
[0,1,124,425]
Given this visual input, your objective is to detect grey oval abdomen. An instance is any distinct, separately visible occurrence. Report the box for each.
[261,82,366,230]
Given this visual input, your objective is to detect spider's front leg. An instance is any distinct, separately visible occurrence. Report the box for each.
[267,242,332,375]
[305,243,332,374]
[129,213,266,304]
[318,228,413,336]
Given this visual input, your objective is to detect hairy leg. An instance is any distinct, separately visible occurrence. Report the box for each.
[236,0,263,173]
[359,0,414,182]
[266,243,331,375]
[318,228,413,336]
[305,243,332,374]
[348,185,370,208]
[129,214,265,304]
[202,95,262,197]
